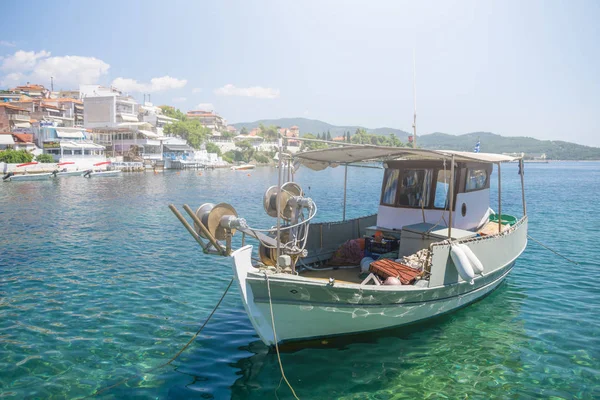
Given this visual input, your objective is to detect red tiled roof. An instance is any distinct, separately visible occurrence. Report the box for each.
[12,133,33,143]
[12,84,45,91]
[0,103,30,111]
[41,103,61,110]
[46,98,83,104]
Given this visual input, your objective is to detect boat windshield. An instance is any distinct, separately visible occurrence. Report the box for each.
[398,169,432,207]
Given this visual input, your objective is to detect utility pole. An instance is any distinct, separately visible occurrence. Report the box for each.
[51,76,54,92]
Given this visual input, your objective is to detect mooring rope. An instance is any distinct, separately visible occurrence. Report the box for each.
[265,273,300,400]
[89,278,234,398]
[527,235,581,265]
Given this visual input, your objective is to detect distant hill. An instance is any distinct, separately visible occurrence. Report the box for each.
[418,132,600,160]
[232,118,411,140]
[232,118,600,160]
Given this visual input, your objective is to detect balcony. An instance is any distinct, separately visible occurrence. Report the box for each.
[8,113,31,122]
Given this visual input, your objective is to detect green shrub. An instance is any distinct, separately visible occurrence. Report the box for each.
[0,149,34,164]
[36,153,56,163]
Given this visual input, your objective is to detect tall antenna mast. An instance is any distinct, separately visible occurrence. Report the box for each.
[412,49,417,148]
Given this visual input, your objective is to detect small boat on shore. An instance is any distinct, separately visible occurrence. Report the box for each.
[3,172,53,181]
[231,164,256,171]
[2,162,52,182]
[171,146,528,346]
[51,162,84,177]
[82,161,122,178]
[83,170,122,178]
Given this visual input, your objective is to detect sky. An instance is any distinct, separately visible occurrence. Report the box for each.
[1,0,599,146]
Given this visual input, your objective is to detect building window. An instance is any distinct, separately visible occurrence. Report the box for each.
[465,169,488,191]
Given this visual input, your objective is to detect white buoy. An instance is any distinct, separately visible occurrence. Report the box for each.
[450,245,475,285]
[458,244,484,275]
[360,257,375,274]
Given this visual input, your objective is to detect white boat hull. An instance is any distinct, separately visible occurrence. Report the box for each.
[231,218,527,346]
[231,164,255,171]
[4,173,52,181]
[54,171,84,177]
[84,170,122,177]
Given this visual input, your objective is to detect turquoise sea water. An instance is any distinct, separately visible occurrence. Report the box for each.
[0,162,599,399]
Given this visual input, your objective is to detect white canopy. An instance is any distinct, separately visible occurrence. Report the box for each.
[56,129,84,139]
[138,130,160,139]
[119,114,139,122]
[61,141,105,150]
[13,122,31,129]
[294,146,519,171]
[118,122,151,127]
[0,134,15,145]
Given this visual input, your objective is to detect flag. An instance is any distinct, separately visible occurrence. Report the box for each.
[474,140,480,153]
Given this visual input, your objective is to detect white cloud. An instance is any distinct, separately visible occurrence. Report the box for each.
[0,50,110,89]
[192,87,202,93]
[214,84,280,99]
[111,75,187,93]
[172,97,187,102]
[0,40,16,47]
[1,50,51,72]
[195,103,214,111]
[32,56,109,86]
[0,72,24,87]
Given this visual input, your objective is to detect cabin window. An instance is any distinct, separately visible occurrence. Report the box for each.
[381,169,400,205]
[398,169,432,207]
[434,169,453,208]
[465,169,488,191]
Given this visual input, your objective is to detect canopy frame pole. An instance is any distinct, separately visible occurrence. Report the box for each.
[498,162,502,233]
[447,155,455,239]
[275,138,283,268]
[343,164,348,221]
[519,158,527,216]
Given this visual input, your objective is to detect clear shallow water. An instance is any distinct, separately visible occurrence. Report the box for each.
[0,163,599,399]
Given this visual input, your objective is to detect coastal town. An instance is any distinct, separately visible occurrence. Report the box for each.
[0,82,305,174]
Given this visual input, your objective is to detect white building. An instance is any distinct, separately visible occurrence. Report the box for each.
[139,102,178,136]
[81,84,140,128]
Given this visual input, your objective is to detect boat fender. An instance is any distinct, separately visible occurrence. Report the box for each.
[2,172,14,181]
[83,170,92,178]
[384,277,402,285]
[458,244,484,275]
[360,257,375,274]
[450,245,475,285]
[51,170,58,177]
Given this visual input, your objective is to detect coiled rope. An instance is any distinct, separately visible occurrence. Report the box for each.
[265,273,300,400]
[89,278,234,398]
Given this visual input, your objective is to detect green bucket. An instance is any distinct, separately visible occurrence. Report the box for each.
[489,214,518,226]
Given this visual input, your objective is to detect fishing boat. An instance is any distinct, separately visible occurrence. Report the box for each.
[2,162,53,182]
[171,145,528,346]
[82,161,122,178]
[231,164,256,171]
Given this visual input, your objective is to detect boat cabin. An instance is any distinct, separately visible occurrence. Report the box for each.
[378,159,492,231]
